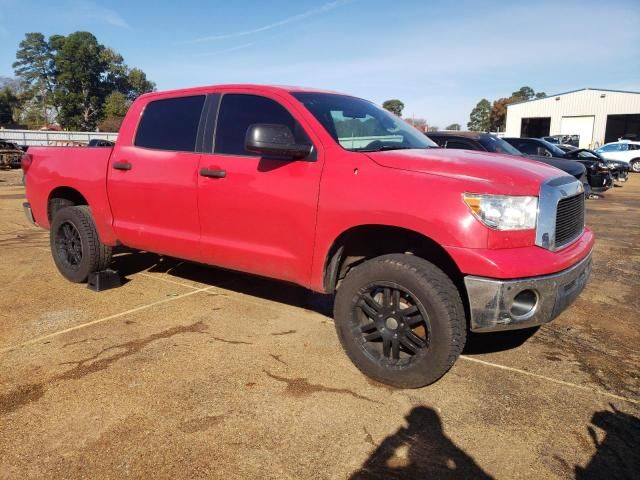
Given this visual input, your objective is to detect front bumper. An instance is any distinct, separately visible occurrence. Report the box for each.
[590,172,614,192]
[464,251,592,332]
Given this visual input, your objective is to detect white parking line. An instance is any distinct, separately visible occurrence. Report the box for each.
[460,355,640,405]
[0,285,213,354]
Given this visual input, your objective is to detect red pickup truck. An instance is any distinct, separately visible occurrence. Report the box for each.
[22,85,593,387]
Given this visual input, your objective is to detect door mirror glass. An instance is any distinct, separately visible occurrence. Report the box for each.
[245,124,312,160]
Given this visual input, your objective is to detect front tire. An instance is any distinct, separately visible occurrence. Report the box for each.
[333,254,466,388]
[50,206,112,283]
[631,160,640,173]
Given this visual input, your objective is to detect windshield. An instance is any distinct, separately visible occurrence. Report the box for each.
[577,150,598,159]
[477,134,523,156]
[292,92,437,152]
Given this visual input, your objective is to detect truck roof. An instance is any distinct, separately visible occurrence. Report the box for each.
[139,84,348,100]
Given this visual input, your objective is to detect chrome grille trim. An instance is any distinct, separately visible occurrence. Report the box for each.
[535,176,585,251]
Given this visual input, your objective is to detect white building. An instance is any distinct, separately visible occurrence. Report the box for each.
[505,88,640,149]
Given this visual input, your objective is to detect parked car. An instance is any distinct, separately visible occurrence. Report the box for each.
[557,145,629,183]
[88,139,115,147]
[594,141,640,173]
[426,131,591,195]
[22,85,593,388]
[503,137,614,194]
[543,135,579,147]
[0,139,24,169]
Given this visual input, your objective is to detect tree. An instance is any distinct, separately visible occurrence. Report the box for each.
[467,99,491,132]
[511,86,535,101]
[99,91,130,132]
[11,31,155,131]
[382,99,404,116]
[100,48,130,95]
[489,97,511,132]
[52,32,108,130]
[97,115,124,132]
[12,32,55,126]
[427,126,439,132]
[103,91,129,118]
[511,86,547,102]
[127,68,155,100]
[446,123,461,131]
[0,87,20,125]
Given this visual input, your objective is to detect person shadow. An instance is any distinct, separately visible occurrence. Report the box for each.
[574,404,640,479]
[350,406,493,479]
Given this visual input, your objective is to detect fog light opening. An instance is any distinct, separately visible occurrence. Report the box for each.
[510,289,538,319]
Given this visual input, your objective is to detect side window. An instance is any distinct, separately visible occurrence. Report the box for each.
[214,94,309,156]
[516,141,538,155]
[135,95,205,151]
[445,139,475,150]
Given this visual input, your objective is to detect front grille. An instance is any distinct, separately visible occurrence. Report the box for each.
[555,193,585,247]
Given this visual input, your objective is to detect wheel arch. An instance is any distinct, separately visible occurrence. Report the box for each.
[47,186,89,223]
[322,224,464,294]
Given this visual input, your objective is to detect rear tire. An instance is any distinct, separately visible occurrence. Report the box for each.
[333,254,466,388]
[631,160,640,173]
[50,206,112,283]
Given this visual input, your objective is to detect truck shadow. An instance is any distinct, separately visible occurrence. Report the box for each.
[574,405,640,479]
[111,248,335,316]
[111,248,539,354]
[350,406,493,479]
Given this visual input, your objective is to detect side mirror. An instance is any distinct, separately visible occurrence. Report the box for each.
[245,124,312,160]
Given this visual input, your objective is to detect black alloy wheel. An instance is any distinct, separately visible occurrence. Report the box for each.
[356,283,430,365]
[54,221,83,271]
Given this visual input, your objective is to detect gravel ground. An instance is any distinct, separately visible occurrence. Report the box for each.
[0,170,638,479]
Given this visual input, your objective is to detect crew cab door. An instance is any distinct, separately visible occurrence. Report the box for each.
[107,94,206,260]
[197,92,323,284]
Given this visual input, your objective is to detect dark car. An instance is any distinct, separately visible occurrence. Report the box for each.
[88,138,115,147]
[557,144,629,183]
[503,137,613,194]
[426,131,591,196]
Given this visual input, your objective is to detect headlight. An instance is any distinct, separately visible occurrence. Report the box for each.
[463,194,538,230]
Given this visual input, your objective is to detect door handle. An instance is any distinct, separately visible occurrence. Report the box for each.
[112,161,132,171]
[200,168,226,178]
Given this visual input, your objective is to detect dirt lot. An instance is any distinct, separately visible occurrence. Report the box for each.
[1,167,638,479]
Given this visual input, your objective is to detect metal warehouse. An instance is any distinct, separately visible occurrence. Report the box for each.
[505,88,640,149]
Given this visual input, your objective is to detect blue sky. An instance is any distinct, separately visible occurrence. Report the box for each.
[1,0,639,126]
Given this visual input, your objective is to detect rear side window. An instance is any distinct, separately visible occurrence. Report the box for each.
[214,94,309,156]
[135,95,205,151]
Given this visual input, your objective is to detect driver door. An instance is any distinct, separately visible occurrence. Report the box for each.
[197,92,323,284]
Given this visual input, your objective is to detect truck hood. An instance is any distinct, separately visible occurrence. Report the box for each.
[364,148,572,195]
